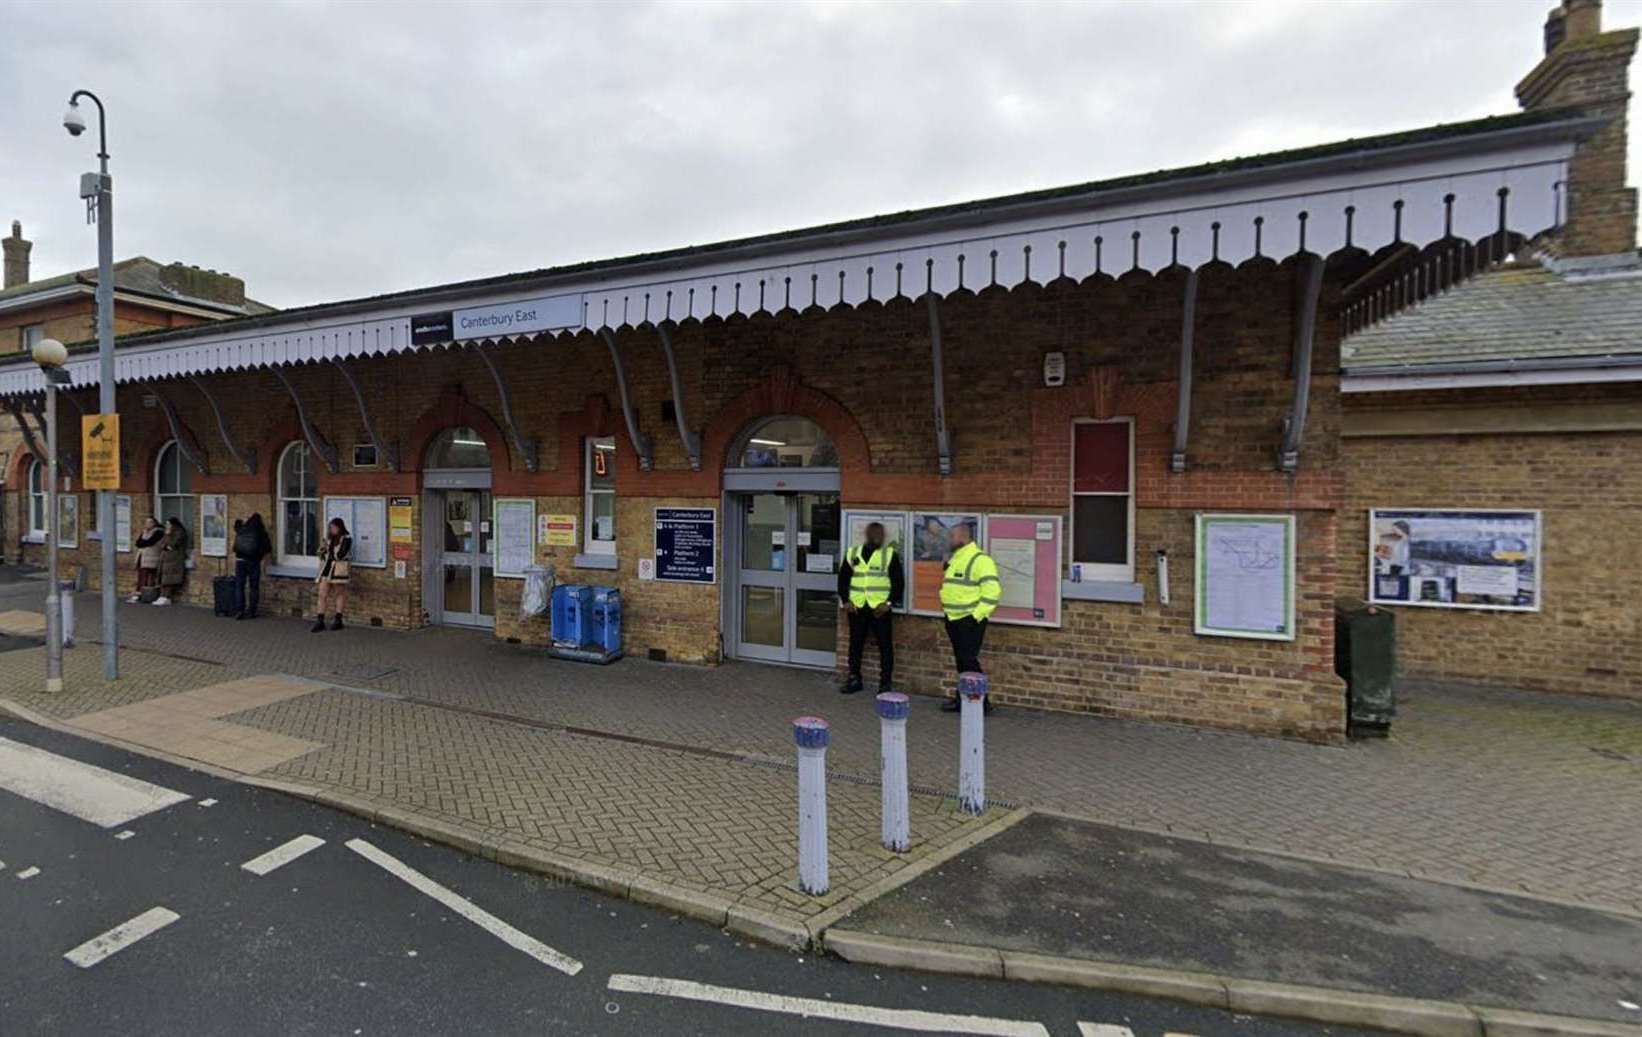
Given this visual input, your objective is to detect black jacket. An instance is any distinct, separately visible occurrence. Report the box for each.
[233,516,273,561]
[836,542,904,608]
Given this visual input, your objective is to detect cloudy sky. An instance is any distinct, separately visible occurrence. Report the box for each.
[2,0,1638,309]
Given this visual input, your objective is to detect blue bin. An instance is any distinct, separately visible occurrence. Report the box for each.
[551,584,594,646]
[590,586,623,654]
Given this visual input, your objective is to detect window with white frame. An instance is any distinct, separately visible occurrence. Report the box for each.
[1070,418,1135,581]
[154,441,193,530]
[22,324,44,353]
[26,457,47,538]
[584,436,615,554]
[277,442,321,567]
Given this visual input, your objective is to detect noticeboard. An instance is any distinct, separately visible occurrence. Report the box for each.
[908,512,985,616]
[1194,513,1296,641]
[1368,508,1541,612]
[323,496,388,569]
[983,514,1063,628]
[840,510,910,613]
[492,498,537,578]
[655,507,716,584]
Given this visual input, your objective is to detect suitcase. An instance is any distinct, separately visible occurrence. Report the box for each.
[212,575,242,617]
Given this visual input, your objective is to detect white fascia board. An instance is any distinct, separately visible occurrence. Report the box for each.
[1343,364,1642,391]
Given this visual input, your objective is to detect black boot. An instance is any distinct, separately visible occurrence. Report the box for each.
[840,675,863,695]
[878,680,894,695]
[310,615,326,632]
[330,613,344,631]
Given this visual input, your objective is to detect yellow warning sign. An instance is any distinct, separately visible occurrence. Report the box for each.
[81,413,120,490]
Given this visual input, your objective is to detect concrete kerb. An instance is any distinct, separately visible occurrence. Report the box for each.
[821,930,1642,1037]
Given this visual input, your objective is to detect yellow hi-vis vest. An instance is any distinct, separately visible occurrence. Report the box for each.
[940,541,1001,622]
[846,543,896,608]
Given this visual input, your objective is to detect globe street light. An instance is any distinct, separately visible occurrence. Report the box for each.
[32,337,69,693]
[63,89,118,681]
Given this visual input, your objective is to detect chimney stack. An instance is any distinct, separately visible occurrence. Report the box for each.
[2,221,30,289]
[1517,1,1639,257]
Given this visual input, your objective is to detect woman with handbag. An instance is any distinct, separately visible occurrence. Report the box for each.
[312,517,352,632]
[128,516,164,603]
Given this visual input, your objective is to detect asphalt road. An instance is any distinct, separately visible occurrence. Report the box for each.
[0,716,1383,1037]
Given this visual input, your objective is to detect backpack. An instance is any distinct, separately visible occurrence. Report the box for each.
[233,526,260,558]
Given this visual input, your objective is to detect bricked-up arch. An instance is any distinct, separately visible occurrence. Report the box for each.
[704,366,871,476]
[405,393,511,475]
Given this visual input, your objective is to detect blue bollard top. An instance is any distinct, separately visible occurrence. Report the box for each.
[875,692,910,720]
[793,715,830,749]
[958,671,989,700]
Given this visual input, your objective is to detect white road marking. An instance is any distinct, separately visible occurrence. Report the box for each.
[16,866,40,880]
[1079,1026,1137,1037]
[606,974,1052,1036]
[63,907,180,968]
[241,835,326,876]
[198,798,218,807]
[0,736,190,827]
[114,830,135,840]
[345,838,582,976]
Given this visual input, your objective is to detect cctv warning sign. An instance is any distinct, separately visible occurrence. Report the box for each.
[81,414,120,490]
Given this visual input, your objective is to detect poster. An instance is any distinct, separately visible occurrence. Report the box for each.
[1194,513,1295,641]
[543,513,578,547]
[388,496,413,543]
[324,496,388,568]
[1368,509,1540,612]
[114,494,132,552]
[655,507,716,583]
[841,510,910,612]
[200,494,229,557]
[909,512,983,615]
[80,413,120,490]
[984,513,1063,627]
[57,494,78,548]
[493,498,536,578]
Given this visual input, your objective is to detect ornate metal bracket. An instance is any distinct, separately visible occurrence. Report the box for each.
[654,321,701,471]
[3,396,62,475]
[151,389,209,475]
[191,376,258,474]
[1278,254,1326,473]
[270,368,339,474]
[471,349,537,473]
[925,294,954,476]
[598,328,653,472]
[1170,268,1200,474]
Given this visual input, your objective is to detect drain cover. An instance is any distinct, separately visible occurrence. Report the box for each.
[329,662,397,681]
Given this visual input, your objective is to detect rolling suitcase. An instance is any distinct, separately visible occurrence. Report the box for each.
[212,575,241,617]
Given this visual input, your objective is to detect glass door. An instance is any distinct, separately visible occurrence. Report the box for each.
[734,492,840,667]
[439,490,495,628]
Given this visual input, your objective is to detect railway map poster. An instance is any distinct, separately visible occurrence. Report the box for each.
[1194,513,1295,641]
[1368,509,1541,612]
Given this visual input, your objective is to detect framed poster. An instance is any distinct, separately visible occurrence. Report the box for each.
[983,514,1063,627]
[909,512,984,616]
[1368,509,1541,612]
[841,510,910,612]
[1194,513,1296,641]
[492,498,536,578]
[200,494,229,557]
[323,496,388,568]
[655,507,716,583]
[57,494,79,548]
[114,494,132,552]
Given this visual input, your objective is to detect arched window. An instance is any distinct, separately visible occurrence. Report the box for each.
[154,441,193,529]
[424,427,491,469]
[26,457,47,538]
[734,417,837,468]
[277,442,321,566]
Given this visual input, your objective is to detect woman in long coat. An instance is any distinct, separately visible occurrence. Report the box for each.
[155,517,191,606]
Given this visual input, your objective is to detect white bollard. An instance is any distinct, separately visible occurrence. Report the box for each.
[876,692,910,852]
[793,715,830,896]
[957,671,987,815]
[59,580,76,648]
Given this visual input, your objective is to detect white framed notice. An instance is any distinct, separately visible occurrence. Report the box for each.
[57,494,79,548]
[200,494,229,557]
[115,494,132,552]
[493,498,537,578]
[1194,513,1296,641]
[323,496,388,568]
[1368,508,1541,612]
[841,510,911,613]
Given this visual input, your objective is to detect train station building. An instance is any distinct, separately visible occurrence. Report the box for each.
[2,1,1635,739]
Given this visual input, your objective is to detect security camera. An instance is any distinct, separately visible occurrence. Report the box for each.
[63,103,86,136]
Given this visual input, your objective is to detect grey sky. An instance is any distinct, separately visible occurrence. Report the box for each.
[2,0,1638,310]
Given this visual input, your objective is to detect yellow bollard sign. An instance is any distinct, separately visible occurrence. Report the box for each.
[81,414,121,490]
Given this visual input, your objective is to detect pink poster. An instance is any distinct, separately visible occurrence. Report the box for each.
[983,514,1062,628]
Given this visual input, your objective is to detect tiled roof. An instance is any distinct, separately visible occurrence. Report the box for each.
[0,256,273,315]
[1342,258,1642,369]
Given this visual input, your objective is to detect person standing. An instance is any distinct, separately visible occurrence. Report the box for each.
[128,516,164,603]
[837,521,903,694]
[155,517,191,606]
[232,512,272,620]
[939,521,999,713]
[312,517,352,632]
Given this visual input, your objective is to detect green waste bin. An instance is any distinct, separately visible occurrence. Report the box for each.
[1335,597,1396,737]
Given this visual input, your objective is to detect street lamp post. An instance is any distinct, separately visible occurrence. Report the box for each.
[64,90,118,681]
[33,338,69,693]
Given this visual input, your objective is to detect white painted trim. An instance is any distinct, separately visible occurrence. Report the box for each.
[1070,417,1135,582]
[1343,365,1642,392]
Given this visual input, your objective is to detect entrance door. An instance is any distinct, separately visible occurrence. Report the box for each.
[438,489,495,628]
[734,492,840,668]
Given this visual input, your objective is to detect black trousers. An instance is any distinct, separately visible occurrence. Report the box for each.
[944,616,988,676]
[847,608,894,685]
[234,558,262,616]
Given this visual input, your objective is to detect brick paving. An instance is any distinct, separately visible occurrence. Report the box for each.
[5,578,1641,916]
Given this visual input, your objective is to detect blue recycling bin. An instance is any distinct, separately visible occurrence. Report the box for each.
[551,584,593,646]
[590,586,623,654]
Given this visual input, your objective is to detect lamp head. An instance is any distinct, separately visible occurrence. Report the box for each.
[63,101,86,137]
[32,337,68,370]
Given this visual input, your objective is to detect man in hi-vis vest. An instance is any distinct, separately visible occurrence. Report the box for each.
[939,521,1000,713]
[837,521,904,694]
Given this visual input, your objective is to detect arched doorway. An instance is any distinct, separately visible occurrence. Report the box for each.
[422,426,495,628]
[722,416,842,668]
